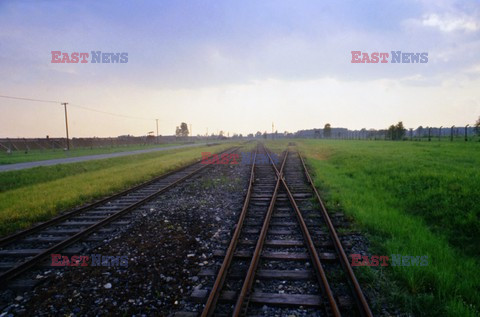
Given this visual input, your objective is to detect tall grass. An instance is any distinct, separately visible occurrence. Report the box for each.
[297,140,480,316]
[0,143,235,237]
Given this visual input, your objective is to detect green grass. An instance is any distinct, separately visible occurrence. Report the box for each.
[0,142,190,164]
[289,139,480,316]
[0,142,238,237]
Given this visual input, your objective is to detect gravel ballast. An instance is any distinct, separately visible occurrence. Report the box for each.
[1,161,250,316]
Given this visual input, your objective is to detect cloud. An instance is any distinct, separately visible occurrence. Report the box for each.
[421,13,479,32]
[464,63,480,74]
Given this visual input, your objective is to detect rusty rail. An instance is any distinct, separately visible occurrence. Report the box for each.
[264,146,341,317]
[298,151,373,317]
[0,147,239,248]
[201,146,258,317]
[0,147,239,284]
[231,148,288,316]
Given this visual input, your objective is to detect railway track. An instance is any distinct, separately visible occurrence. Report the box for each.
[0,146,238,288]
[195,144,372,316]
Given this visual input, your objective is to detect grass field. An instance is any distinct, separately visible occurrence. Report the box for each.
[2,139,478,315]
[0,142,238,237]
[286,140,480,316]
[0,142,192,164]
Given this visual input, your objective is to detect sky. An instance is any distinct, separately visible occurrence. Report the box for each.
[0,0,479,137]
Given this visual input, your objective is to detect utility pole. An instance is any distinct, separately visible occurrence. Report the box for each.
[155,119,159,144]
[62,102,70,151]
[190,124,192,138]
[465,124,469,141]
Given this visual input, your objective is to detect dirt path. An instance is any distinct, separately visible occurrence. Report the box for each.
[0,143,207,172]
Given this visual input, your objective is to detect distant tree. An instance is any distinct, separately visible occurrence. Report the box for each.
[387,125,396,140]
[324,123,332,138]
[395,121,406,140]
[180,122,189,137]
[175,122,189,137]
[475,116,480,136]
[314,129,321,139]
[247,133,254,138]
[255,131,262,138]
[263,131,267,139]
[387,122,406,140]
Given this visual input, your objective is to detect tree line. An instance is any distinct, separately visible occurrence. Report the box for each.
[173,117,480,140]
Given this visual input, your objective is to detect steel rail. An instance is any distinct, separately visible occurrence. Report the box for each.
[0,147,238,248]
[0,147,239,285]
[298,151,373,317]
[200,146,258,317]
[232,148,288,316]
[264,146,341,317]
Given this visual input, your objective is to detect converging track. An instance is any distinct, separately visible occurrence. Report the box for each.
[198,143,372,316]
[0,147,238,287]
[0,142,372,316]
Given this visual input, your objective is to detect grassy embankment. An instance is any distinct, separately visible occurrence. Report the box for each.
[0,142,238,237]
[294,140,479,316]
[0,142,196,165]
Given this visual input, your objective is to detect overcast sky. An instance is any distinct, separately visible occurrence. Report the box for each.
[1,0,479,137]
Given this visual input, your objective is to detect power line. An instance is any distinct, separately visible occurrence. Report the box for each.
[0,94,61,104]
[0,94,153,121]
[69,103,151,121]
